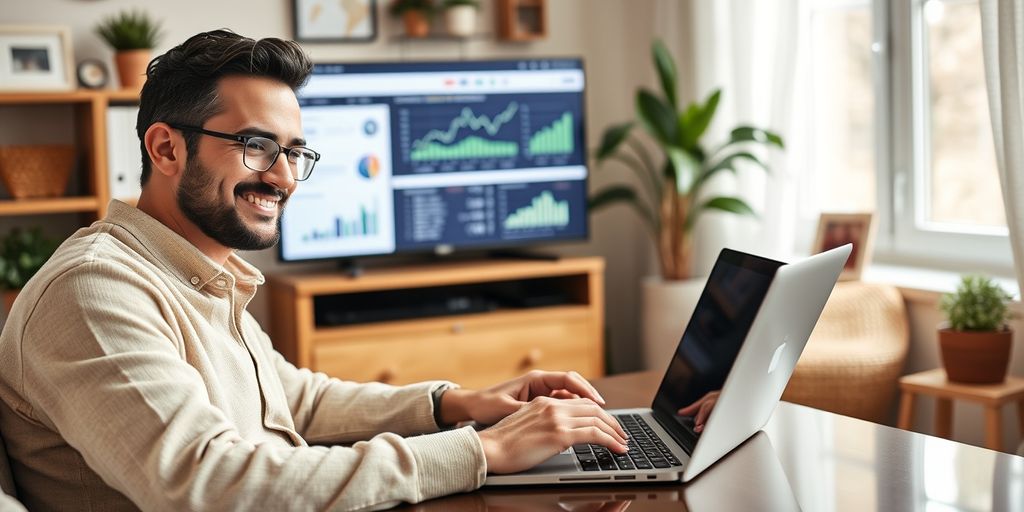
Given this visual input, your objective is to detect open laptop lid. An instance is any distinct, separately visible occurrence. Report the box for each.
[650,248,784,454]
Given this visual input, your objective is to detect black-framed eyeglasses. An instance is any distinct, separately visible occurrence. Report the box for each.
[168,123,320,181]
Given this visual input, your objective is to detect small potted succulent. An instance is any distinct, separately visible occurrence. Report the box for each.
[938,274,1015,383]
[389,0,435,38]
[0,228,59,313]
[95,10,162,89]
[441,0,479,37]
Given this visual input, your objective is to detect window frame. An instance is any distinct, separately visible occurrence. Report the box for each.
[879,0,1012,271]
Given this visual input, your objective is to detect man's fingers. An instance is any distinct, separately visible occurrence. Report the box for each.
[531,371,606,405]
[696,399,714,426]
[550,389,579,400]
[566,416,627,445]
[570,426,628,454]
[560,399,628,440]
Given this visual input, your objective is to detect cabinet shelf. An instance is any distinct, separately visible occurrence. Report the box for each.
[268,257,605,388]
[0,196,102,216]
[0,89,140,220]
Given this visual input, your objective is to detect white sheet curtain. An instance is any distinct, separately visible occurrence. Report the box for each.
[979,0,1024,456]
[653,0,806,276]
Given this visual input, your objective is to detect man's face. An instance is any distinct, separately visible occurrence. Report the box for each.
[177,75,304,251]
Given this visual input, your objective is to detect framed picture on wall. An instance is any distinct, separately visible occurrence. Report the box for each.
[812,212,876,281]
[293,0,378,43]
[0,26,74,92]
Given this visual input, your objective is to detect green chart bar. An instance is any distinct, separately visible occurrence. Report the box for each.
[302,204,379,241]
[410,135,519,161]
[504,191,570,230]
[528,112,574,155]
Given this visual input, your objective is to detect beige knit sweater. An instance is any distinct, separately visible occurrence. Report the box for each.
[0,200,486,511]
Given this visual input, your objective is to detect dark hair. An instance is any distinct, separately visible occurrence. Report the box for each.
[136,29,313,185]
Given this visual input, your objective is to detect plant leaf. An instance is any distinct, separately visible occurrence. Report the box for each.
[667,146,700,195]
[689,89,721,148]
[652,40,678,109]
[596,122,634,160]
[589,186,658,234]
[700,196,757,216]
[727,126,785,149]
[693,150,768,193]
[636,88,678,146]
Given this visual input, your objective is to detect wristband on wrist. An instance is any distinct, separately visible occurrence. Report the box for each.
[431,384,453,429]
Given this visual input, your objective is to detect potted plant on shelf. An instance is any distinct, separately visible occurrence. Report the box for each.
[441,0,479,37]
[938,274,1015,384]
[0,228,59,313]
[589,39,784,369]
[95,10,162,89]
[389,0,435,38]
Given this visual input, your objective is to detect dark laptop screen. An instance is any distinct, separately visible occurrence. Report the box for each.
[650,249,782,453]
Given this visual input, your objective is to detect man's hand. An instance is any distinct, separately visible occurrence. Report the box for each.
[477,397,629,474]
[440,370,608,426]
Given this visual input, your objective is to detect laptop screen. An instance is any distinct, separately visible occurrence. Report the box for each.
[650,249,782,453]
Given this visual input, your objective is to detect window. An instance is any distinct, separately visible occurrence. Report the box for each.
[806,0,1012,269]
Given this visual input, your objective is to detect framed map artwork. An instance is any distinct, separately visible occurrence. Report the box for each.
[294,0,377,43]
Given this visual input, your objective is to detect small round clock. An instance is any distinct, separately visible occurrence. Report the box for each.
[76,59,110,89]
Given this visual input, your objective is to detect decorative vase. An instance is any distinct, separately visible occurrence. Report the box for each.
[402,11,430,38]
[444,5,477,37]
[641,275,707,372]
[938,326,1013,384]
[115,49,151,89]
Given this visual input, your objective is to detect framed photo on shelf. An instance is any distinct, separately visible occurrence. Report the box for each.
[812,212,876,281]
[0,26,75,92]
[293,0,377,43]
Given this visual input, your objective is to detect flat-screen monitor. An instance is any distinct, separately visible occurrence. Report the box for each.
[279,58,589,262]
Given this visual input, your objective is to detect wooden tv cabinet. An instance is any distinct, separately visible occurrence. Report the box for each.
[266,257,605,389]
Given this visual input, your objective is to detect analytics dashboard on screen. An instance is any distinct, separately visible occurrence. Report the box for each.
[279,59,589,262]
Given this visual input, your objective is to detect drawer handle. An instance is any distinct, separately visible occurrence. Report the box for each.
[521,348,543,368]
[378,367,398,383]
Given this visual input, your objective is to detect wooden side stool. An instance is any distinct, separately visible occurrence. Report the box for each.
[898,368,1024,452]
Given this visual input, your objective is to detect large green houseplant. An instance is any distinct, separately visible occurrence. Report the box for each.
[590,40,784,280]
[938,275,1015,383]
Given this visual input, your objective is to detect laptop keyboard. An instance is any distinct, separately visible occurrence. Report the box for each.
[572,414,683,471]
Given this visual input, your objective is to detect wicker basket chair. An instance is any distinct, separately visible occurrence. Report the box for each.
[782,281,910,424]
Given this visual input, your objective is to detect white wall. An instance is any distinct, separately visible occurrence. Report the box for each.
[0,0,682,373]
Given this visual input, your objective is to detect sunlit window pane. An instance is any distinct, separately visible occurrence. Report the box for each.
[810,3,876,212]
[924,0,1005,228]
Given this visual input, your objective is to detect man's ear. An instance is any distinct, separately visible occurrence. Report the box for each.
[144,122,186,178]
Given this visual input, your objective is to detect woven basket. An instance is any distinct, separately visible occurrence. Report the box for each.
[0,145,76,199]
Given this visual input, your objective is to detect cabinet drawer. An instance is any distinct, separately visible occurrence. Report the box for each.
[312,317,601,388]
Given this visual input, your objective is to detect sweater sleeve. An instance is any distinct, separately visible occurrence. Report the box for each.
[18,261,486,511]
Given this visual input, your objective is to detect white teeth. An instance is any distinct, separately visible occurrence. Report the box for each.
[243,194,277,209]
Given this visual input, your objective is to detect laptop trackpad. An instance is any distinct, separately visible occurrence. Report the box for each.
[515,453,579,476]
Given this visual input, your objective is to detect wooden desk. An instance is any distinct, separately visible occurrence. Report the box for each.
[898,368,1024,452]
[401,372,1024,511]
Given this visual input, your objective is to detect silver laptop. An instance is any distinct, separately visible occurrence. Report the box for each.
[485,244,851,485]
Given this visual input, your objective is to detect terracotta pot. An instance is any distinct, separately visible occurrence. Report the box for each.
[938,327,1013,384]
[115,49,151,90]
[402,10,431,37]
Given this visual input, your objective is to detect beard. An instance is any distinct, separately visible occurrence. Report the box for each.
[177,156,287,251]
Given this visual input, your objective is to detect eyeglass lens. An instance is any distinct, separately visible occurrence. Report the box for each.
[243,137,317,180]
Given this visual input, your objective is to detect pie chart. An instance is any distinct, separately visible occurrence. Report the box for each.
[358,154,380,179]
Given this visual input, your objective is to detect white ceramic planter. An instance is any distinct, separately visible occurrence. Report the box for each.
[641,275,707,372]
[444,5,477,37]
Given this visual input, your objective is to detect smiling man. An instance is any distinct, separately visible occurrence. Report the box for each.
[0,31,627,511]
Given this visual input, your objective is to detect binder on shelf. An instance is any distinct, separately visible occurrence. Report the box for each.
[105,106,142,201]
